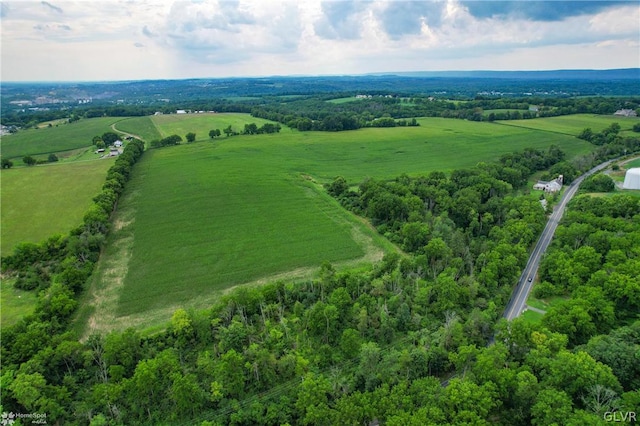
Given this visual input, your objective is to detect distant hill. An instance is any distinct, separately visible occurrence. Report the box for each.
[2,69,639,117]
[371,68,640,80]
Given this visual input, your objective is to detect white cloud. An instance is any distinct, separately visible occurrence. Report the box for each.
[0,0,638,81]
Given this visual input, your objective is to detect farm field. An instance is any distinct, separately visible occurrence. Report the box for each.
[114,114,594,181]
[111,116,162,143]
[497,114,640,136]
[79,113,598,333]
[0,117,121,160]
[79,142,387,334]
[149,112,276,140]
[0,158,115,255]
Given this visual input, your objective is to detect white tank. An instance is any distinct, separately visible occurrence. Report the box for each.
[623,168,640,189]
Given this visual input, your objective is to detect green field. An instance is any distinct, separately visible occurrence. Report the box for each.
[0,117,121,160]
[0,158,115,255]
[626,157,640,168]
[327,97,361,104]
[118,114,593,181]
[497,114,640,136]
[112,116,162,143]
[149,113,276,140]
[1,278,37,327]
[78,113,599,334]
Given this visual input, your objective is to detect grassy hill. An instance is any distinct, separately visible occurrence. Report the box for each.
[79,113,598,334]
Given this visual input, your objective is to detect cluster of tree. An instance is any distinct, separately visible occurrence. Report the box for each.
[209,129,222,138]
[22,155,37,166]
[2,158,14,168]
[17,154,58,166]
[91,132,120,150]
[149,134,183,149]
[580,173,616,193]
[370,117,420,127]
[242,122,282,135]
[329,146,564,236]
[578,123,622,146]
[536,194,640,342]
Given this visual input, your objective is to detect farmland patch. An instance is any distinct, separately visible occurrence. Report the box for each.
[1,158,115,254]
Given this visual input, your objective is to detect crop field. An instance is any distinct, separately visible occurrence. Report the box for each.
[0,117,121,159]
[79,113,598,333]
[0,158,115,255]
[497,114,640,136]
[79,142,387,333]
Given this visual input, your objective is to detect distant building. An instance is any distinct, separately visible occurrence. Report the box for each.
[529,105,540,112]
[534,175,563,193]
[114,140,123,148]
[614,109,637,117]
[176,110,187,114]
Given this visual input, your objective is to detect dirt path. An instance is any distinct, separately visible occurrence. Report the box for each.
[525,305,547,314]
[111,122,144,141]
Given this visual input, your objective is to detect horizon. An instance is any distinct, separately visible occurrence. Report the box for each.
[1,0,639,82]
[2,67,639,85]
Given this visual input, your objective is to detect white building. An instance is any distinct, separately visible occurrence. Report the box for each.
[533,175,563,192]
[614,109,638,117]
[623,168,640,189]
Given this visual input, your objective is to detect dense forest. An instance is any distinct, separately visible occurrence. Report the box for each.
[2,110,639,424]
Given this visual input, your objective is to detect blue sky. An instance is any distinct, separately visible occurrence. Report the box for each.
[1,0,638,81]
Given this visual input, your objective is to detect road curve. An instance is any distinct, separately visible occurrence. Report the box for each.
[502,158,619,320]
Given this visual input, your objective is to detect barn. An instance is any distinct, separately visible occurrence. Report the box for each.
[623,168,640,189]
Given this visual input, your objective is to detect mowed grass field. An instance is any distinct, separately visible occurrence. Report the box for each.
[111,116,162,143]
[1,158,115,255]
[0,117,121,160]
[79,113,598,334]
[149,113,276,140]
[497,114,640,136]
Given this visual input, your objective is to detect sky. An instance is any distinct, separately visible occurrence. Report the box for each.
[1,0,639,81]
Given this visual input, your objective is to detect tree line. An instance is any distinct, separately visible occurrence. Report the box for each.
[3,95,638,134]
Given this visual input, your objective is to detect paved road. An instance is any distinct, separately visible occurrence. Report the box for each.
[502,158,619,320]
